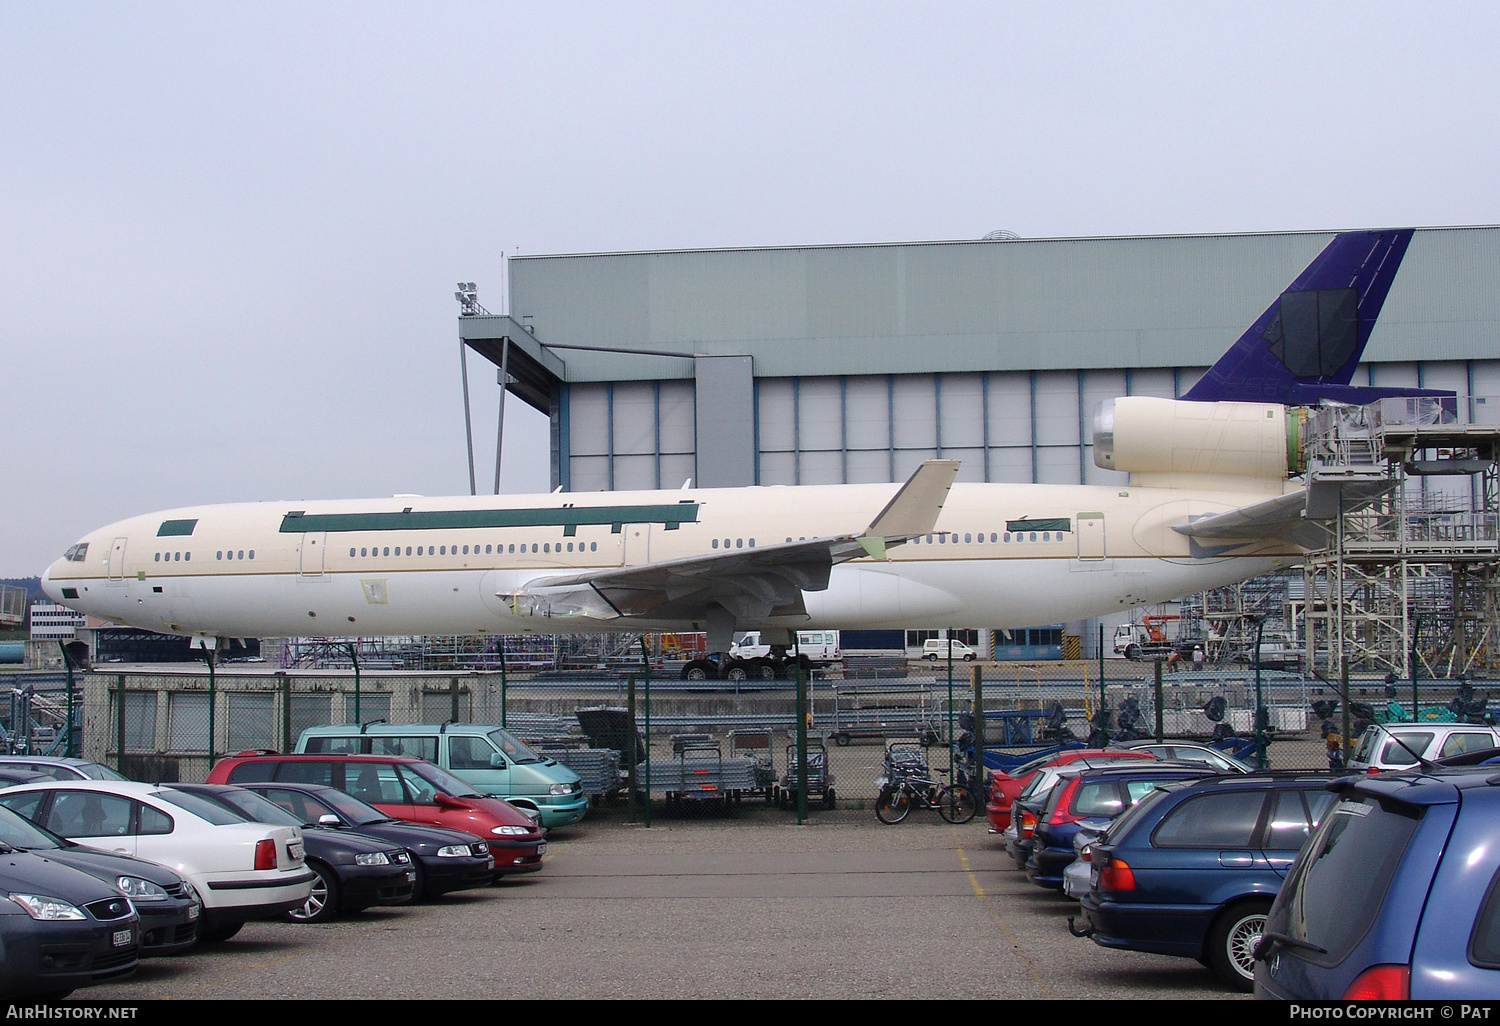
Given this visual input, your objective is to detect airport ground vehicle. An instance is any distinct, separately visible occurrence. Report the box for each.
[1024,763,1219,890]
[922,638,977,662]
[225,782,496,898]
[1256,767,1500,1000]
[0,803,198,954]
[1112,614,1198,661]
[207,754,546,877]
[296,722,587,828]
[690,629,844,681]
[0,851,140,998]
[1077,773,1337,991]
[168,783,416,921]
[1346,722,1500,771]
[0,780,314,943]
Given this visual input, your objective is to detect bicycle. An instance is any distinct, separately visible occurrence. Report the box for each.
[874,767,977,825]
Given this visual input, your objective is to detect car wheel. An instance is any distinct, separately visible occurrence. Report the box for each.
[926,653,938,662]
[287,860,339,923]
[964,653,976,662]
[755,661,778,680]
[683,663,712,681]
[1125,644,1142,660]
[1206,899,1272,991]
[198,919,244,944]
[409,858,429,900]
[725,665,749,682]
[834,733,850,747]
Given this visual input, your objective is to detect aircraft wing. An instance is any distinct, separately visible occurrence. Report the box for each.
[1173,467,1390,551]
[500,460,960,643]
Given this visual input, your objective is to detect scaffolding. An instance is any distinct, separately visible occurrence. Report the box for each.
[1300,397,1500,678]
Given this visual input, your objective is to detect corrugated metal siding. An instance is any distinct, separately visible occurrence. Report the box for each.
[508,228,1500,383]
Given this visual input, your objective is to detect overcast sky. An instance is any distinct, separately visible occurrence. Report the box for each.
[3,2,1498,576]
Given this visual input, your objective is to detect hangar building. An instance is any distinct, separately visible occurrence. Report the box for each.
[457,226,1500,658]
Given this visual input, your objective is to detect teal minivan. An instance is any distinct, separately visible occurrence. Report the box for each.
[295,723,589,828]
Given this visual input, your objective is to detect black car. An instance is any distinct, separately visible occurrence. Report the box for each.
[0,804,199,955]
[166,784,417,922]
[0,849,141,998]
[229,782,496,899]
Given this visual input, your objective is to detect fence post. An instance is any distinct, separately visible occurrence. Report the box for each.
[115,674,126,772]
[640,637,651,830]
[450,677,460,722]
[1154,660,1164,743]
[279,671,291,752]
[1098,623,1107,734]
[59,643,77,757]
[626,675,638,823]
[796,659,807,825]
[498,640,508,729]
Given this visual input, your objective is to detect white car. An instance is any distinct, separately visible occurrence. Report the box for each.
[0,780,314,943]
[1347,723,1500,772]
[922,638,977,662]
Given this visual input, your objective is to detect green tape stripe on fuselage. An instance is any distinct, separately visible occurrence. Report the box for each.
[279,504,700,533]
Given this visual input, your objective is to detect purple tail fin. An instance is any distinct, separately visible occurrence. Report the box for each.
[1183,229,1450,405]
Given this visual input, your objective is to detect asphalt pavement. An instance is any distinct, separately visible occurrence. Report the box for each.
[84,807,1246,1001]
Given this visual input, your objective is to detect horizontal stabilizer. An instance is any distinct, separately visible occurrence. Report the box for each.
[1173,468,1391,550]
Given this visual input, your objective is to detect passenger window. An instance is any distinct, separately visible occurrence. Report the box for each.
[1152,791,1266,848]
[274,761,336,786]
[1441,733,1495,758]
[302,736,362,755]
[345,764,406,805]
[449,735,499,770]
[137,804,173,835]
[370,736,438,762]
[395,765,439,804]
[260,788,322,825]
[48,791,133,837]
[1123,780,1164,803]
[224,760,277,783]
[1072,782,1124,816]
[0,791,45,821]
[1264,790,1313,849]
[1383,733,1434,766]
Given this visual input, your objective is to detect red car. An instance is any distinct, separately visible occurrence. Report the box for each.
[206,753,547,876]
[986,748,1156,832]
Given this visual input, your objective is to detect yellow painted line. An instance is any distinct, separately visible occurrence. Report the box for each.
[954,826,1057,1001]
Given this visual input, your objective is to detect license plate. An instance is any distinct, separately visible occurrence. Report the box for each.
[112,929,133,948]
[187,904,200,920]
[485,857,495,869]
[288,841,305,860]
[536,842,547,855]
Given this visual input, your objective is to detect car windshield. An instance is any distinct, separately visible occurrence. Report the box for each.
[405,761,484,797]
[177,787,302,827]
[78,763,129,782]
[314,788,395,826]
[0,804,69,850]
[151,789,247,826]
[486,729,542,765]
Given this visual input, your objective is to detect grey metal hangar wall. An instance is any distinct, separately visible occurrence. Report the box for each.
[459,226,1500,497]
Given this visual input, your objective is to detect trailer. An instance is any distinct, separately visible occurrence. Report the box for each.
[640,737,764,808]
[827,685,947,746]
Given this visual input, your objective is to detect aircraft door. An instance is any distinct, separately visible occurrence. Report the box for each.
[622,524,650,566]
[299,532,327,575]
[107,536,129,582]
[1077,513,1105,560]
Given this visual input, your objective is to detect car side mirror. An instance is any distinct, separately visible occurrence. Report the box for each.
[433,792,466,810]
[318,813,341,827]
[490,754,508,769]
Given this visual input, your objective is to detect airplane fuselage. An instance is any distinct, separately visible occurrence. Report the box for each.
[43,478,1297,640]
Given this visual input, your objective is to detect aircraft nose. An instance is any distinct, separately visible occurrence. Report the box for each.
[40,563,63,603]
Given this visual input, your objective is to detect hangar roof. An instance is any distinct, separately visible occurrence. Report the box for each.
[462,226,1500,385]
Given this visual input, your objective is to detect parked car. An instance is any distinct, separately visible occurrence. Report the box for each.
[0,780,314,943]
[0,756,128,782]
[1120,741,1254,774]
[295,723,587,828]
[207,753,548,877]
[1346,722,1500,772]
[1077,772,1338,991]
[1256,766,1500,1000]
[220,782,497,898]
[1025,763,1220,890]
[0,803,199,954]
[922,638,977,662]
[0,851,141,998]
[166,783,416,922]
[987,749,1157,833]
[1004,757,1164,869]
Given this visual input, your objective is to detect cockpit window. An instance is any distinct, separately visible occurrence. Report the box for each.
[157,519,198,537]
[63,543,89,562]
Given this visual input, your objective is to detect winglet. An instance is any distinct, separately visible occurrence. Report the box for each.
[865,459,961,540]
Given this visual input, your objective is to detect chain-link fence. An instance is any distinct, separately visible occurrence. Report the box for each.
[2,663,1494,823]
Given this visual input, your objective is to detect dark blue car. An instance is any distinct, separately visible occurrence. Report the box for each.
[1077,772,1337,991]
[1256,767,1500,1000]
[1024,763,1218,890]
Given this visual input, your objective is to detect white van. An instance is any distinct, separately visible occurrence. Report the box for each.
[922,638,978,662]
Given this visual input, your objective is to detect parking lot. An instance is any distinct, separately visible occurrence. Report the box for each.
[84,809,1243,1001]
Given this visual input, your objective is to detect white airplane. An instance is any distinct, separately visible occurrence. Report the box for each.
[42,230,1446,659]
